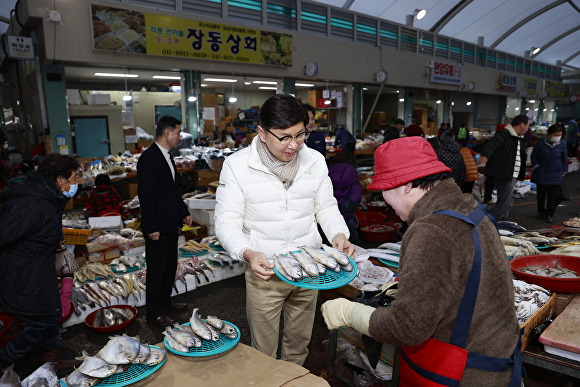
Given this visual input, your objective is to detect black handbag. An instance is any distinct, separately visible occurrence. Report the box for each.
[559,181,570,202]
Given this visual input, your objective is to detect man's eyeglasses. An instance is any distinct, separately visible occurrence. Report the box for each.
[265,128,309,146]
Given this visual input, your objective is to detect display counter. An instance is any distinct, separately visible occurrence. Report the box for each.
[326,148,376,158]
[147,342,329,386]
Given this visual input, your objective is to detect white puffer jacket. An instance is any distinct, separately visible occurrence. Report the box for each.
[215,138,349,261]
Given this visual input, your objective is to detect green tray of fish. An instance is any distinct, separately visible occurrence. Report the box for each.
[110,264,142,274]
[273,256,358,290]
[377,258,399,269]
[209,243,224,251]
[163,321,241,357]
[59,345,165,387]
[178,248,208,257]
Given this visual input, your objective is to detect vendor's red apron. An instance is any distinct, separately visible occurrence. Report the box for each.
[399,204,524,387]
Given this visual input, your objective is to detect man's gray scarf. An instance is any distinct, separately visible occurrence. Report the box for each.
[256,137,300,189]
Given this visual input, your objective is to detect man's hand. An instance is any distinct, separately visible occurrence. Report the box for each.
[183,215,193,226]
[332,234,355,257]
[476,156,488,166]
[243,249,275,282]
[148,231,160,241]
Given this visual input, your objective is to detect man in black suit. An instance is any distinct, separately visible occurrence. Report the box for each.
[137,116,192,327]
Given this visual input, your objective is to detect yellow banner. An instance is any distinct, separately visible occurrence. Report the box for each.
[545,81,568,99]
[90,5,292,66]
[523,77,538,96]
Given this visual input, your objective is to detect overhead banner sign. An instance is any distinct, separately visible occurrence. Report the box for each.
[6,35,34,60]
[90,4,292,67]
[496,72,517,92]
[545,81,568,99]
[523,77,538,96]
[430,60,462,85]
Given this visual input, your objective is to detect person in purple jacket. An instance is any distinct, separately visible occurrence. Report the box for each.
[328,152,362,242]
[531,124,568,223]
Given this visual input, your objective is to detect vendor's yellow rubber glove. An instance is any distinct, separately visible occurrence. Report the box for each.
[321,298,375,336]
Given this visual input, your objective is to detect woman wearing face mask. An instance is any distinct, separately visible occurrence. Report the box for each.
[531,124,568,223]
[0,153,81,376]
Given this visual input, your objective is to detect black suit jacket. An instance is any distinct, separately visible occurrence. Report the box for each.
[137,143,189,235]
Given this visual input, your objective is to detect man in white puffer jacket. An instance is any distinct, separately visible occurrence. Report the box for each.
[215,93,354,365]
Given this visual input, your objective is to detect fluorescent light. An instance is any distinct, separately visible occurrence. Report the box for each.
[528,99,536,103]
[203,78,237,83]
[201,84,207,87]
[436,100,441,104]
[153,75,181,80]
[94,72,138,78]
[543,108,547,111]
[415,9,427,20]
[122,95,132,101]
[188,96,197,102]
[296,83,314,87]
[551,109,555,111]
[324,100,332,105]
[253,81,277,85]
[362,87,368,91]
[532,47,541,55]
[258,86,277,90]
[534,108,538,111]
[525,107,530,111]
[229,96,237,103]
[399,98,405,102]
[466,101,472,106]
[515,107,519,111]
[244,81,252,85]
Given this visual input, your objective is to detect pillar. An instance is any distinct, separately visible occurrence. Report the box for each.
[283,77,296,95]
[537,99,544,125]
[184,70,201,138]
[499,95,507,125]
[404,88,414,126]
[352,83,362,138]
[42,63,70,154]
[473,94,481,128]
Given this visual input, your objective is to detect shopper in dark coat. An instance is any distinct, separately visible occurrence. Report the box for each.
[0,154,81,374]
[303,103,326,156]
[333,125,356,154]
[328,152,362,242]
[434,130,465,188]
[383,118,404,143]
[531,124,568,223]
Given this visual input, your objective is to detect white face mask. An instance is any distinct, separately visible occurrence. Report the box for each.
[548,136,561,144]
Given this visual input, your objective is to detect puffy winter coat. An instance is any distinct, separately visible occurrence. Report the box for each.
[0,172,67,318]
[531,139,568,185]
[215,138,349,261]
[305,130,327,156]
[328,163,362,220]
[480,124,527,181]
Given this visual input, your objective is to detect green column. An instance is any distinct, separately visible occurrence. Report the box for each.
[42,63,70,154]
[499,95,507,125]
[520,98,526,113]
[574,101,580,119]
[443,91,451,124]
[184,70,201,138]
[553,102,559,123]
[474,94,481,128]
[353,83,362,138]
[283,77,296,95]
[404,88,414,126]
[537,99,544,124]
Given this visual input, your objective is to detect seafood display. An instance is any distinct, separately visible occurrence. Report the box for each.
[91,306,135,328]
[562,217,580,228]
[110,255,143,273]
[273,245,353,282]
[74,262,116,283]
[501,236,540,258]
[179,240,210,254]
[518,265,578,278]
[513,279,551,324]
[549,244,580,256]
[65,334,165,386]
[163,308,239,355]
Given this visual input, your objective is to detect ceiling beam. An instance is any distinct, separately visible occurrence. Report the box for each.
[430,0,474,34]
[341,0,355,10]
[531,25,580,60]
[563,50,580,65]
[490,0,566,49]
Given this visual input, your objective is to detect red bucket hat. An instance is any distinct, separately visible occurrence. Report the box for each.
[368,137,451,191]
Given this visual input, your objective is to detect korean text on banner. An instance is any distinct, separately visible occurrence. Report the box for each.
[430,60,463,86]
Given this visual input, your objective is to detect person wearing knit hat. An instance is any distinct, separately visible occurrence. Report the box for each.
[403,123,425,137]
[321,136,522,386]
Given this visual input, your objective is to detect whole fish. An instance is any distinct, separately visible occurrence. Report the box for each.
[172,324,203,347]
[162,331,189,353]
[316,262,327,274]
[321,244,350,266]
[273,255,296,281]
[64,369,100,387]
[0,364,20,387]
[132,343,151,364]
[290,251,319,276]
[219,322,238,339]
[276,254,304,279]
[92,309,104,328]
[497,221,527,233]
[20,362,59,387]
[77,353,117,378]
[301,246,340,271]
[102,309,115,327]
[97,335,141,364]
[189,308,212,340]
[206,315,224,330]
[200,319,220,341]
[340,260,354,272]
[144,347,167,366]
[165,326,197,347]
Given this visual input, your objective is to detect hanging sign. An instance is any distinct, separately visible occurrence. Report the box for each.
[496,72,517,92]
[430,60,463,85]
[523,78,538,96]
[545,81,568,99]
[91,4,292,67]
[6,35,34,60]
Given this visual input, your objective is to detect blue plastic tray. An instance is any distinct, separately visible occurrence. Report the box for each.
[178,248,208,257]
[274,254,358,290]
[110,264,142,274]
[163,321,241,357]
[377,258,399,268]
[60,345,166,387]
[209,243,224,251]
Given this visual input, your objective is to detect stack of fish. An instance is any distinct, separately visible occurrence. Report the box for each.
[513,279,551,324]
[518,264,578,278]
[501,236,540,258]
[273,245,352,281]
[1,362,60,387]
[163,308,238,353]
[71,272,146,316]
[174,258,214,293]
[73,262,115,283]
[65,334,166,386]
[365,242,401,264]
[91,307,134,328]
[550,236,580,256]
[110,255,143,273]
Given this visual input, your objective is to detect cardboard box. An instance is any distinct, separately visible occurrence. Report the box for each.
[193,169,221,187]
[189,198,217,210]
[88,216,123,230]
[203,93,218,106]
[138,139,154,148]
[125,135,138,144]
[124,127,137,136]
[308,90,322,107]
[87,93,111,105]
[88,248,121,262]
[189,209,215,227]
[125,143,137,151]
[123,182,138,199]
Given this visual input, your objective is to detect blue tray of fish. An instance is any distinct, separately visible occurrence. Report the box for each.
[110,264,142,274]
[209,243,224,251]
[60,345,165,387]
[377,258,399,269]
[163,321,241,357]
[178,248,208,257]
[273,256,358,290]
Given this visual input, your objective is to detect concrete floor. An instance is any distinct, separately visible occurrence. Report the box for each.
[7,171,580,384]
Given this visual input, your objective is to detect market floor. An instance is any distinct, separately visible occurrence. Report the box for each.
[13,172,580,384]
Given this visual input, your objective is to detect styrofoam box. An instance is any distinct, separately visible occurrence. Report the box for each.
[189,209,215,227]
[89,216,123,230]
[188,198,217,210]
[87,93,111,105]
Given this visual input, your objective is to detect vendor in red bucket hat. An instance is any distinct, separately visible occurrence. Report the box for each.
[321,136,523,386]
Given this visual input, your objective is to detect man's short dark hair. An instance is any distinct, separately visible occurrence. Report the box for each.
[302,103,316,115]
[547,124,564,135]
[393,119,405,126]
[409,172,453,190]
[511,115,529,127]
[260,93,308,130]
[155,116,182,138]
[95,173,111,186]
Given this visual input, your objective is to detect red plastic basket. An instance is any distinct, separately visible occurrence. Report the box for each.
[358,221,397,243]
[510,255,580,293]
[354,211,385,223]
[85,305,137,333]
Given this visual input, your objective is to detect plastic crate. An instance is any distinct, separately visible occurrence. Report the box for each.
[62,228,91,245]
[520,293,556,352]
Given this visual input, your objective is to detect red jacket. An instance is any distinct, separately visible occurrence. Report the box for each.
[86,185,122,217]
